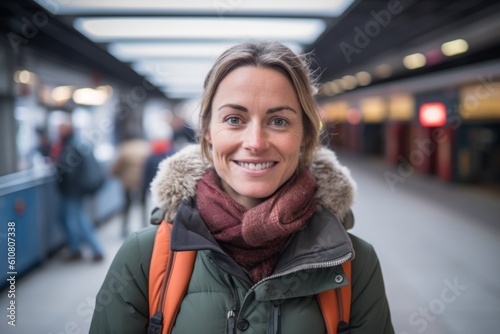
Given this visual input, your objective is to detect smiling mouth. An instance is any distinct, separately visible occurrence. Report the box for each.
[236,161,276,171]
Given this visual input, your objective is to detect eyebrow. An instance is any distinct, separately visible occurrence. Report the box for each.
[218,104,297,114]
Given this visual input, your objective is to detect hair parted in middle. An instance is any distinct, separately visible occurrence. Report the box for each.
[198,41,322,168]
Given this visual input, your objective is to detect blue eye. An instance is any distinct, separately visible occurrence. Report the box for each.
[226,117,241,125]
[271,118,288,127]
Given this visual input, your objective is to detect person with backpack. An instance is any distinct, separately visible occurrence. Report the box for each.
[90,41,394,333]
[111,133,151,237]
[52,117,105,262]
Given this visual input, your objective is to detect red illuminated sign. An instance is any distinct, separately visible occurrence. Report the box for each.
[347,108,362,125]
[419,102,446,127]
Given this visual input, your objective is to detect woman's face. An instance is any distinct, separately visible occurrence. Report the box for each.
[206,66,304,209]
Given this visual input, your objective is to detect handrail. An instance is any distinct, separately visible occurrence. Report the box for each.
[0,164,56,196]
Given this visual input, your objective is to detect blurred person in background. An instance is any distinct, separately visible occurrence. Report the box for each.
[51,117,104,262]
[35,127,52,160]
[111,133,150,237]
[90,41,393,333]
[171,113,196,150]
[29,126,53,168]
[142,138,176,222]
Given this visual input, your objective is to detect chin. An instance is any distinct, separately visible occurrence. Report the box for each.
[238,188,276,201]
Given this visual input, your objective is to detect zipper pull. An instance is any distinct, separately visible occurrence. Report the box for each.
[226,310,236,334]
[271,302,281,334]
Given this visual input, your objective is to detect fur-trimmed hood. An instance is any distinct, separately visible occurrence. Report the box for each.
[151,145,357,229]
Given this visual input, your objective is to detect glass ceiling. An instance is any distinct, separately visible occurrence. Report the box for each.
[34,0,355,99]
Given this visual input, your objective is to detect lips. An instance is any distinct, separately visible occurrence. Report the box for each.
[236,161,276,171]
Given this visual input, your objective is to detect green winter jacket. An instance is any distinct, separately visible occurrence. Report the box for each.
[89,145,394,334]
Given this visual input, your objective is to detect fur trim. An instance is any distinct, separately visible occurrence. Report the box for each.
[151,145,357,229]
[311,147,357,229]
[150,145,210,222]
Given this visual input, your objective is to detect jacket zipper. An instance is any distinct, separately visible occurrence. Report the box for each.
[227,275,241,312]
[226,310,236,334]
[226,275,240,334]
[268,301,281,334]
[244,252,353,300]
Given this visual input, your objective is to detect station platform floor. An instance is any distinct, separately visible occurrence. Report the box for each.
[1,152,499,334]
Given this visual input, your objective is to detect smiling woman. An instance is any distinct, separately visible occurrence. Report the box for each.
[90,41,394,334]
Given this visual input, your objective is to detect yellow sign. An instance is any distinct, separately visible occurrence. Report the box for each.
[388,94,415,121]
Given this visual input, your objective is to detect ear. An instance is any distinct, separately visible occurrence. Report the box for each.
[300,135,308,150]
[204,130,212,144]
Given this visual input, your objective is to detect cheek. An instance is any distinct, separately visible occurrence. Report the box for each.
[284,130,304,153]
[208,126,224,150]
[209,130,231,159]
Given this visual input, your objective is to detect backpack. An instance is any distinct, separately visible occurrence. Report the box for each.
[147,220,352,334]
[77,148,106,196]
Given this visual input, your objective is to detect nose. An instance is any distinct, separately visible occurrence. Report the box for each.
[242,122,268,152]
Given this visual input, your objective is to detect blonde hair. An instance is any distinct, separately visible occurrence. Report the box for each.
[199,41,321,167]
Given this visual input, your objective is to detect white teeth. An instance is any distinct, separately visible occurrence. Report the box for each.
[239,162,274,170]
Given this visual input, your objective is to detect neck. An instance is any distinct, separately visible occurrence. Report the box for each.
[220,180,263,209]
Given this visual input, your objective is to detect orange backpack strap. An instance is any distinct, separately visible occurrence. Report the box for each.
[317,261,352,334]
[148,221,197,334]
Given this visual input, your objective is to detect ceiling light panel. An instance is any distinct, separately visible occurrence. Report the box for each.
[441,39,469,57]
[74,18,326,44]
[160,86,204,100]
[109,42,236,61]
[36,0,353,17]
[132,60,213,78]
[133,60,212,90]
[403,53,427,70]
[108,42,303,62]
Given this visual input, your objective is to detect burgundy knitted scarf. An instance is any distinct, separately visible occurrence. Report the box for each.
[196,168,317,283]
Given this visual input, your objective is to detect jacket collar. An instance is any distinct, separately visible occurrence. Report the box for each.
[169,198,354,287]
[151,144,357,229]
